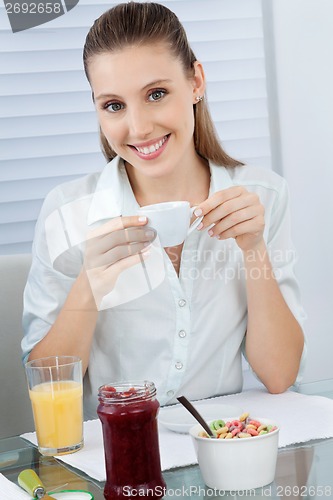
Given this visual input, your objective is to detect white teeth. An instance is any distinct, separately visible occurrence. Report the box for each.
[135,135,167,155]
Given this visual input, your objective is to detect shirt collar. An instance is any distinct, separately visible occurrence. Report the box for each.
[209,162,235,194]
[87,156,139,225]
[87,156,236,225]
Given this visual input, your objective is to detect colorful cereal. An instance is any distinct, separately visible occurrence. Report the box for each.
[199,413,278,439]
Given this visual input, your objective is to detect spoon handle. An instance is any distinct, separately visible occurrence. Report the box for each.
[177,396,215,437]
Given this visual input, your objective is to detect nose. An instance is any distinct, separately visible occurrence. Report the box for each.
[127,104,153,139]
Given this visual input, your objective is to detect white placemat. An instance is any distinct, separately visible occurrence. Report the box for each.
[0,473,31,499]
[21,389,333,482]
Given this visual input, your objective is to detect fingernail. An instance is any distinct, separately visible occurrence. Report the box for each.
[194,208,203,217]
[138,216,147,222]
[145,230,155,238]
[197,222,203,231]
[208,229,214,236]
[143,241,151,247]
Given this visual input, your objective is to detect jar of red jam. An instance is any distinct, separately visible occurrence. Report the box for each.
[97,381,166,499]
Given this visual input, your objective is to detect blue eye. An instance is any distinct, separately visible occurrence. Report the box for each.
[148,90,166,102]
[104,102,124,113]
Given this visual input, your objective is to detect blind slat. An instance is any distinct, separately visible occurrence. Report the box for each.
[1,112,98,139]
[1,133,101,160]
[2,75,270,104]
[1,39,265,73]
[223,137,271,158]
[0,176,86,204]
[0,221,37,245]
[0,92,93,115]
[0,154,104,182]
[0,79,268,116]
[2,100,269,139]
[1,71,90,95]
[1,68,266,97]
[215,118,270,141]
[0,200,43,224]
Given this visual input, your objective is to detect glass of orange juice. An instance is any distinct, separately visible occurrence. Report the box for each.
[25,355,83,456]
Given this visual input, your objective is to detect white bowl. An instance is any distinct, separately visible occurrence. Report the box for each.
[158,403,243,433]
[189,417,279,491]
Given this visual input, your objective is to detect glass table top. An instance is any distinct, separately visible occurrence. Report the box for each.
[1,401,333,499]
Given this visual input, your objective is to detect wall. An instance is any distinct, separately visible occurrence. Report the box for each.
[271,0,333,390]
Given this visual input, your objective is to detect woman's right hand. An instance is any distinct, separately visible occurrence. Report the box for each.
[83,216,155,308]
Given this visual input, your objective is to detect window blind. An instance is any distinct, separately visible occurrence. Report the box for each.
[0,0,271,254]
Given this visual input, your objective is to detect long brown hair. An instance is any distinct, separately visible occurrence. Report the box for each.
[83,2,243,167]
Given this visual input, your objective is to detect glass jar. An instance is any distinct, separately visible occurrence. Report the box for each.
[97,381,166,499]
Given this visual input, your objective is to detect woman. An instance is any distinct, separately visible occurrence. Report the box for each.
[22,2,306,419]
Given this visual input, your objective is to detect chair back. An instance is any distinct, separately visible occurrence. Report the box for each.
[0,253,35,438]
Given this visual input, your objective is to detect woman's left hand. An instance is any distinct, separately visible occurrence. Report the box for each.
[195,185,265,252]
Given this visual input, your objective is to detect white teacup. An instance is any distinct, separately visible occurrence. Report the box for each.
[137,201,203,247]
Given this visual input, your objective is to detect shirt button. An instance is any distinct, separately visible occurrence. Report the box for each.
[178,330,186,338]
[178,299,187,307]
[167,390,174,397]
[175,361,183,370]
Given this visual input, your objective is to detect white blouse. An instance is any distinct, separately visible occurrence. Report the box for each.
[22,156,307,419]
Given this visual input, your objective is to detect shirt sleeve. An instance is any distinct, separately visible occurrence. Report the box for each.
[21,187,78,363]
[242,176,307,387]
[266,177,307,385]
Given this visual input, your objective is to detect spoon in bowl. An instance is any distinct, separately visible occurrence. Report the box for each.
[177,395,215,438]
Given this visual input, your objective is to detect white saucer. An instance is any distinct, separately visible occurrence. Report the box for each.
[158,402,243,433]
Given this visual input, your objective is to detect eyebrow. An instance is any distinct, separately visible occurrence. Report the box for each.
[94,79,173,101]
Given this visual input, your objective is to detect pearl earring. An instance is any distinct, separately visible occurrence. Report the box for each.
[195,95,203,102]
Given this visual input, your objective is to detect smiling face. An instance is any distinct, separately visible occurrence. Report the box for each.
[88,43,205,180]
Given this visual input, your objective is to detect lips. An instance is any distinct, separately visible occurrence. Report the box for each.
[129,134,170,160]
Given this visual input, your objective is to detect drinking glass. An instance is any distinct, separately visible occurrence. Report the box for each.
[25,355,83,456]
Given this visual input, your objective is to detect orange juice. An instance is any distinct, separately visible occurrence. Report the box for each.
[29,380,83,452]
